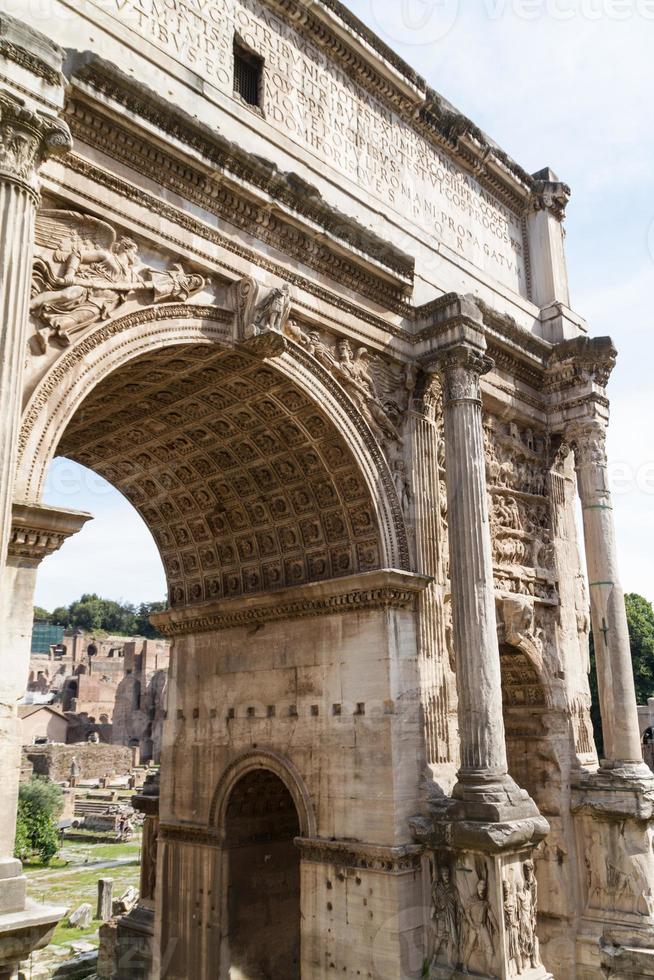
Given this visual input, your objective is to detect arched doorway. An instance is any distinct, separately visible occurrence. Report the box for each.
[500,642,550,804]
[224,769,301,980]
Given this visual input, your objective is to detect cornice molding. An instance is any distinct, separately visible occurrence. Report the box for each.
[546,336,617,395]
[158,822,424,873]
[0,38,61,88]
[295,836,423,874]
[530,170,571,222]
[8,502,91,565]
[0,11,65,88]
[150,569,431,635]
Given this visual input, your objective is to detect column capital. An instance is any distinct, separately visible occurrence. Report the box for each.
[8,502,91,567]
[0,89,71,197]
[430,343,494,405]
[564,414,608,469]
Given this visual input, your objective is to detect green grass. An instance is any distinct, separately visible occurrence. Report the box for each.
[23,856,68,874]
[25,837,142,952]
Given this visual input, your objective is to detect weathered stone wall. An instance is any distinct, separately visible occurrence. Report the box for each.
[23,743,133,782]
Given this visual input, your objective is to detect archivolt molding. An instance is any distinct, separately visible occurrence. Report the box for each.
[208,749,317,841]
[17,304,231,497]
[17,305,410,599]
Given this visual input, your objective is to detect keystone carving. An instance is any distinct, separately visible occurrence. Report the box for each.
[30,210,205,350]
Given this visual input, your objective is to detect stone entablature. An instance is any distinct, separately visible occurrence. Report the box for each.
[151,569,430,634]
[8,502,91,566]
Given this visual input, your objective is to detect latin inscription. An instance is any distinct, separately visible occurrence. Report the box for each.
[92,0,527,291]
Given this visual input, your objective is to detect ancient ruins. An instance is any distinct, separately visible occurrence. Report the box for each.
[25,630,169,760]
[0,2,652,977]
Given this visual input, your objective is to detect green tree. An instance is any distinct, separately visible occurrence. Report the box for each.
[33,605,51,621]
[45,595,165,638]
[589,592,654,758]
[14,777,63,865]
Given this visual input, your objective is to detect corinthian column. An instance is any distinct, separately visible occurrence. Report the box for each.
[567,413,645,770]
[0,89,71,571]
[431,333,534,816]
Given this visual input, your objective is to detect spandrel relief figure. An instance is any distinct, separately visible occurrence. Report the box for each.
[333,339,401,445]
[30,210,205,350]
[288,322,413,453]
[431,862,460,968]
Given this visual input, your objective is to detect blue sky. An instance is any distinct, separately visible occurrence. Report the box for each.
[34,0,654,609]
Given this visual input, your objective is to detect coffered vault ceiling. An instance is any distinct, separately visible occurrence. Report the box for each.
[58,344,383,607]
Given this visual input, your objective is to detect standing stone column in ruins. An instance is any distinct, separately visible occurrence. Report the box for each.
[431,333,520,806]
[567,411,646,770]
[110,770,160,979]
[0,89,71,571]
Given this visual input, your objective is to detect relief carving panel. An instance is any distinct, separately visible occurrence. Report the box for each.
[30,210,205,351]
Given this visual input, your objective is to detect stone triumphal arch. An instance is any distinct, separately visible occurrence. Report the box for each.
[0,3,653,978]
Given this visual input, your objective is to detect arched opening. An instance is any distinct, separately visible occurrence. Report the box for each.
[500,643,550,806]
[17,318,399,978]
[224,769,301,979]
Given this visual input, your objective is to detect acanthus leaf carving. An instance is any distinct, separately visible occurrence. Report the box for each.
[29,209,205,351]
[0,90,71,194]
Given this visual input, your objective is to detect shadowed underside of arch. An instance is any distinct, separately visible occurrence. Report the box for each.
[56,341,386,606]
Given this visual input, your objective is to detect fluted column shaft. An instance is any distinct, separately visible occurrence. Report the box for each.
[0,92,70,880]
[434,343,510,792]
[0,180,37,569]
[570,416,643,766]
[0,91,71,569]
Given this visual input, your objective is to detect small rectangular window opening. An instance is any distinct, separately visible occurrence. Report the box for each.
[234,41,263,108]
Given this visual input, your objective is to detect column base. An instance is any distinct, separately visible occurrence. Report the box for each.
[451,769,546,826]
[114,905,155,980]
[0,863,25,917]
[599,759,654,785]
[0,900,66,971]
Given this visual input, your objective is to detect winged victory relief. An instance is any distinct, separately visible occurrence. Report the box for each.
[30,210,205,351]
